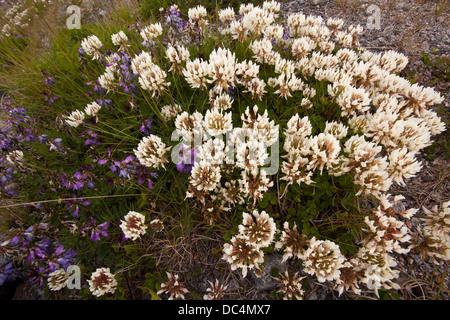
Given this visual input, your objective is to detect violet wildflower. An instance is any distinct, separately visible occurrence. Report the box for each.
[0,262,19,286]
[176,145,198,174]
[82,218,110,242]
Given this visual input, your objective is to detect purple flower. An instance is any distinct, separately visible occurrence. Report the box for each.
[176,146,198,174]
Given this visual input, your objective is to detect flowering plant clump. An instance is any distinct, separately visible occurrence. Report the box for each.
[0,0,448,301]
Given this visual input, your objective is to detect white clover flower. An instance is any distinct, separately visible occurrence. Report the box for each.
[281,153,314,187]
[138,63,170,97]
[47,269,69,291]
[301,237,346,283]
[218,7,235,24]
[236,60,260,85]
[275,222,309,262]
[183,58,210,90]
[239,169,273,203]
[419,109,446,136]
[190,160,221,191]
[6,150,25,166]
[140,23,163,43]
[263,24,284,40]
[355,247,400,298]
[174,111,204,143]
[336,85,371,117]
[222,235,265,278]
[188,5,208,23]
[203,108,233,136]
[207,47,237,93]
[387,147,422,186]
[218,180,245,206]
[362,206,411,254]
[326,17,344,33]
[244,77,267,101]
[241,106,279,147]
[165,44,190,73]
[305,133,341,174]
[120,211,148,241]
[249,38,273,63]
[88,267,118,297]
[131,51,153,74]
[421,201,450,243]
[273,73,305,99]
[324,121,349,140]
[198,137,226,166]
[98,65,116,92]
[65,110,85,128]
[161,103,182,121]
[134,134,169,169]
[291,37,315,60]
[229,19,250,42]
[111,30,129,51]
[211,92,233,110]
[242,6,274,35]
[84,101,101,117]
[81,34,103,60]
[238,210,276,248]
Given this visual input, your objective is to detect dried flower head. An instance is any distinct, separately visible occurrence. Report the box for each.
[203,279,228,300]
[274,270,305,300]
[157,272,189,300]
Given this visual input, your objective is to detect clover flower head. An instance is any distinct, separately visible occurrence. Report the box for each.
[120,211,148,241]
[138,63,170,97]
[166,44,190,73]
[274,270,305,300]
[222,235,264,278]
[47,268,69,291]
[238,210,276,248]
[88,267,118,297]
[111,30,129,51]
[140,23,163,43]
[183,58,210,90]
[324,121,348,140]
[65,110,85,128]
[218,7,235,24]
[190,159,221,191]
[134,134,169,169]
[81,35,103,60]
[207,47,237,93]
[157,272,189,300]
[84,101,102,117]
[203,108,233,136]
[131,51,153,74]
[239,169,274,203]
[275,222,309,262]
[421,201,450,243]
[203,279,228,300]
[161,103,182,121]
[387,147,422,186]
[355,247,400,297]
[301,237,346,283]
